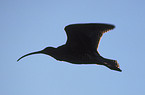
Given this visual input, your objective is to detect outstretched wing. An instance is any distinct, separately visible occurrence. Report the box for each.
[64,23,115,52]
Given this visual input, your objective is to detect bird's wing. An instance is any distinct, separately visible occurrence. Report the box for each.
[64,23,115,52]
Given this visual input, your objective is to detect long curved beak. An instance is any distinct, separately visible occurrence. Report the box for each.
[17,51,42,62]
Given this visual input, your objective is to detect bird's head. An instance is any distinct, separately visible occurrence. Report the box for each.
[104,59,122,72]
[41,47,56,55]
[17,47,56,62]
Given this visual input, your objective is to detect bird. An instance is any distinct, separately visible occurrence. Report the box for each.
[17,23,122,72]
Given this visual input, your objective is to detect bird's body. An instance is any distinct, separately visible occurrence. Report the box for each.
[17,23,122,72]
[43,45,102,64]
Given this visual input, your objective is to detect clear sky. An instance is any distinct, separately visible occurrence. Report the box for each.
[1,0,145,95]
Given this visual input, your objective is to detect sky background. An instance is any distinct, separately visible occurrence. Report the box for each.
[0,0,145,95]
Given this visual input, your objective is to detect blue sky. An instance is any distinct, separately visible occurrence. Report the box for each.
[0,0,145,95]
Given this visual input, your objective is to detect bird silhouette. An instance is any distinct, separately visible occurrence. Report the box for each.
[17,23,122,72]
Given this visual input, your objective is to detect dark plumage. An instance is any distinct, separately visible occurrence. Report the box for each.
[17,23,122,72]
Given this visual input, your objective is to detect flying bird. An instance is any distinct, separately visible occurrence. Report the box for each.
[17,23,122,72]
